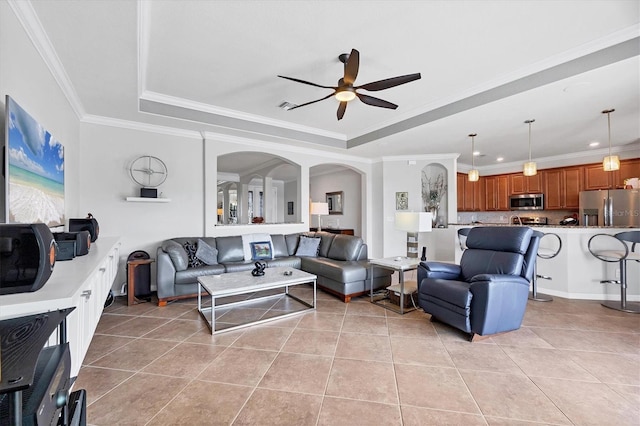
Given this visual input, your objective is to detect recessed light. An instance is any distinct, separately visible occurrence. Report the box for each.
[496,157,504,162]
[473,151,480,156]
[589,141,600,147]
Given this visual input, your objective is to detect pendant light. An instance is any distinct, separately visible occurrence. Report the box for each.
[602,109,620,171]
[523,119,537,176]
[468,133,479,182]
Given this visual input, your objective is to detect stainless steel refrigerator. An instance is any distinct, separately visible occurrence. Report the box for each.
[579,189,640,227]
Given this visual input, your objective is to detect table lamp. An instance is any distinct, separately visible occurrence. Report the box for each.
[395,212,432,258]
[310,202,329,231]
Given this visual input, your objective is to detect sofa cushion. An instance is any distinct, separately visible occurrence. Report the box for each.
[196,239,218,265]
[183,241,204,268]
[271,234,289,258]
[266,256,302,269]
[216,236,245,263]
[285,233,300,255]
[162,240,189,271]
[223,261,255,273]
[327,235,363,261]
[296,235,321,257]
[250,241,273,260]
[175,264,225,284]
[301,257,367,283]
[313,232,336,258]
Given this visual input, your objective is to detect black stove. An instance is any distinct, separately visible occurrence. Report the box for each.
[513,216,548,225]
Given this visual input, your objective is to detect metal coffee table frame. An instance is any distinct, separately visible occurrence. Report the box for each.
[197,267,317,334]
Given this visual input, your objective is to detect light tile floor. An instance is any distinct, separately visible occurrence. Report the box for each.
[76,287,640,425]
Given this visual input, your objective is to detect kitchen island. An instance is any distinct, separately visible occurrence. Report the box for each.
[421,225,640,302]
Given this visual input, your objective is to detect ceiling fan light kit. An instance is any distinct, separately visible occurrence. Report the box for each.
[601,108,620,172]
[278,48,421,120]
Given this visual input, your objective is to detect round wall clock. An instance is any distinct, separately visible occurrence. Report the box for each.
[129,155,168,188]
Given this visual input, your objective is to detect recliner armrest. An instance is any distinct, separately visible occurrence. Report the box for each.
[470,274,530,286]
[418,261,461,282]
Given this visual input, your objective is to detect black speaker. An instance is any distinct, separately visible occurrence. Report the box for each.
[0,223,57,295]
[55,240,76,261]
[69,214,99,242]
[421,246,427,261]
[54,231,90,256]
[140,187,157,198]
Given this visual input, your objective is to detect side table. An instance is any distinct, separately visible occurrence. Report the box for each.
[127,258,155,306]
[369,257,421,314]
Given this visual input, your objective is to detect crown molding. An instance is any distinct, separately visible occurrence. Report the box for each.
[139,91,347,141]
[9,0,86,120]
[81,114,202,139]
[380,153,460,162]
[458,142,640,175]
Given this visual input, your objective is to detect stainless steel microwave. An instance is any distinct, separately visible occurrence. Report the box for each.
[509,193,544,210]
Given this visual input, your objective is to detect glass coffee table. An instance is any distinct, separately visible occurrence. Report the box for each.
[369,257,421,314]
[197,267,316,334]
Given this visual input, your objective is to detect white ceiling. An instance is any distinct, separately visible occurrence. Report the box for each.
[22,0,640,171]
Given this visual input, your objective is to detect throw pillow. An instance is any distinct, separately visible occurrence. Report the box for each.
[295,235,321,257]
[250,241,273,260]
[242,233,274,260]
[196,239,218,265]
[183,241,204,268]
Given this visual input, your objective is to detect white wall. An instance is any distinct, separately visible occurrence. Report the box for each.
[1,1,81,221]
[78,123,204,289]
[380,154,459,258]
[310,167,362,236]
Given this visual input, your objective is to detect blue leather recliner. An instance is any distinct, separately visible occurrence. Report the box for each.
[417,226,540,341]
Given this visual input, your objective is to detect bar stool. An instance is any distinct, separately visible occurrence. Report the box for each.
[529,231,562,302]
[457,227,472,251]
[588,231,640,313]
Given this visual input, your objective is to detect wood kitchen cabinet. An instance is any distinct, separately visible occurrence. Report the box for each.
[457,173,485,211]
[485,175,510,210]
[584,159,640,190]
[543,167,583,209]
[510,173,543,194]
[616,158,640,188]
[583,163,612,190]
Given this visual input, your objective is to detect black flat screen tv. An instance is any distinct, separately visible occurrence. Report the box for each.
[4,95,65,228]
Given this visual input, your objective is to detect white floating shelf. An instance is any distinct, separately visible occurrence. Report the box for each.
[125,197,171,203]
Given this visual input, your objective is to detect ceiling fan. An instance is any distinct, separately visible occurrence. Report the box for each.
[278,49,421,120]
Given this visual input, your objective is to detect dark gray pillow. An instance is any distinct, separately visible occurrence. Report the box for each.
[196,239,218,265]
[295,236,321,257]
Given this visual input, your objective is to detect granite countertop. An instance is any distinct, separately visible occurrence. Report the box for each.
[448,223,638,229]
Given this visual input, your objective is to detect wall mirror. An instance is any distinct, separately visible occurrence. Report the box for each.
[326,191,343,214]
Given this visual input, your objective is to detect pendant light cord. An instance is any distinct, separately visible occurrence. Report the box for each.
[525,119,535,162]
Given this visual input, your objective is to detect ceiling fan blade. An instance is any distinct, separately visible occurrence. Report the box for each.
[356,73,421,92]
[343,49,360,85]
[356,93,398,109]
[337,101,347,120]
[288,93,336,110]
[278,75,336,90]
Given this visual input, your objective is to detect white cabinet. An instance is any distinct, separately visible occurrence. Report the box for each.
[0,237,121,378]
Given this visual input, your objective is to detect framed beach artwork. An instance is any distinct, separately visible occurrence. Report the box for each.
[5,96,65,227]
[396,192,408,210]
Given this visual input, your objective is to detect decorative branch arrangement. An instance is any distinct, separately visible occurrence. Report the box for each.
[422,172,447,208]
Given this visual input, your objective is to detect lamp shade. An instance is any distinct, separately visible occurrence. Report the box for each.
[310,202,329,215]
[395,212,432,232]
[523,161,537,176]
[603,155,620,171]
[217,208,223,215]
[468,169,479,182]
